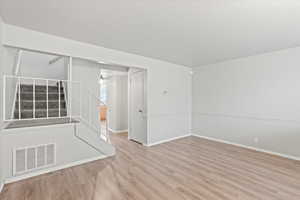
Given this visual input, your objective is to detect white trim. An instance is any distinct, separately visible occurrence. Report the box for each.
[3,45,150,71]
[4,75,80,83]
[191,134,300,161]
[108,128,128,134]
[2,121,79,133]
[68,57,72,120]
[192,112,300,124]
[4,115,81,122]
[5,154,109,184]
[146,134,191,147]
[0,182,4,193]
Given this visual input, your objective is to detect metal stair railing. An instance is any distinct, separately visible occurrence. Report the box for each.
[3,75,81,121]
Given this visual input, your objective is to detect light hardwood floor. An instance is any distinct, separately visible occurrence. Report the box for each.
[1,133,300,200]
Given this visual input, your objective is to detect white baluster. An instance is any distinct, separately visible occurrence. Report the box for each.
[33,79,35,118]
[46,80,49,118]
[58,81,61,117]
[18,77,21,119]
[3,76,6,120]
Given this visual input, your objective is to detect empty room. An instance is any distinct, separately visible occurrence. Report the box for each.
[0,0,300,199]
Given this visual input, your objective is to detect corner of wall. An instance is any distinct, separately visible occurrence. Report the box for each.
[192,46,300,159]
[0,14,5,193]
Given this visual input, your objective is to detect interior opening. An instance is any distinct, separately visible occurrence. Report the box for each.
[99,66,147,145]
[2,48,78,129]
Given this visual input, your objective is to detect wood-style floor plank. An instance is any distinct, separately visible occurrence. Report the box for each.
[1,133,300,200]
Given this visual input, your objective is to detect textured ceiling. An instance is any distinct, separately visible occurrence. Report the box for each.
[1,0,300,67]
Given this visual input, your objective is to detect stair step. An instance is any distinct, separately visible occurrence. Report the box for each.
[14,109,67,119]
[15,100,66,110]
[19,92,65,101]
[20,84,64,93]
[13,83,68,120]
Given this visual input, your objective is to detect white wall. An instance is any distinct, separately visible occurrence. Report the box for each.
[2,48,68,80]
[19,51,67,80]
[2,47,19,120]
[0,58,114,181]
[2,24,192,145]
[107,74,128,132]
[72,58,100,123]
[0,17,3,123]
[1,124,104,180]
[0,16,4,191]
[192,47,300,158]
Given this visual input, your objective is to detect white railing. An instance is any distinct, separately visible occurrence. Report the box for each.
[3,75,81,121]
[3,74,110,148]
[3,75,110,143]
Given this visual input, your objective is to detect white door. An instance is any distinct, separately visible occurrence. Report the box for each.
[130,70,147,144]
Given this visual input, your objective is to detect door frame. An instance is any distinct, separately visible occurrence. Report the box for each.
[128,68,148,145]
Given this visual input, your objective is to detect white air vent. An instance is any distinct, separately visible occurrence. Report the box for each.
[13,143,56,176]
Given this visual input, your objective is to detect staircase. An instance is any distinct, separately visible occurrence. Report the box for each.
[14,83,67,119]
[3,75,114,158]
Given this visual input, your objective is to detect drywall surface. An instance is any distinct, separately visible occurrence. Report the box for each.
[19,50,68,80]
[2,47,22,120]
[107,75,128,132]
[1,124,103,179]
[72,58,100,124]
[0,16,5,191]
[192,46,300,158]
[3,24,192,145]
[0,17,3,124]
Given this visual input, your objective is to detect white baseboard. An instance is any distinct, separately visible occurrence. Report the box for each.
[192,134,300,161]
[146,134,191,147]
[5,154,109,184]
[108,128,128,134]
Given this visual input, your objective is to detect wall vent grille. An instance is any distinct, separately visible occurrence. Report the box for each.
[13,143,56,176]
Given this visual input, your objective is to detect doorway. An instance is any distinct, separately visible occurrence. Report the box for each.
[99,66,147,145]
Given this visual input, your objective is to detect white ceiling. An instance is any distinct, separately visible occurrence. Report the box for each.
[1,0,300,67]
